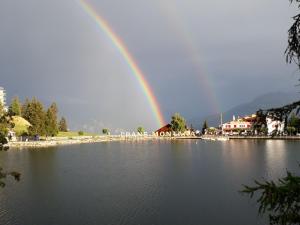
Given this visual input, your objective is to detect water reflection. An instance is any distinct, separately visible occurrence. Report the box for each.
[220,140,257,175]
[264,140,287,178]
[0,140,299,225]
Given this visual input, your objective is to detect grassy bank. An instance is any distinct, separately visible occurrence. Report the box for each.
[57,131,99,137]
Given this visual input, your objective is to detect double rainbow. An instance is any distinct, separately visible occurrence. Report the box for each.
[79,0,165,128]
[157,1,221,114]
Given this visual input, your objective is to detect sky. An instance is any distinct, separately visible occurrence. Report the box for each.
[0,0,299,132]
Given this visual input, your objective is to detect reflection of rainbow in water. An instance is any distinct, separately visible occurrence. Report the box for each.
[157,1,220,114]
[78,0,166,128]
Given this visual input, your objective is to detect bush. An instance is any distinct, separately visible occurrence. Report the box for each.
[137,127,145,134]
[78,131,84,136]
[102,129,109,135]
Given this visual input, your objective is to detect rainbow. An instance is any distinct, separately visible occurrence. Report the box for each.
[78,0,165,127]
[157,2,221,114]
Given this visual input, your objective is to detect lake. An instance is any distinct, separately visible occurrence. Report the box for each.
[0,140,299,225]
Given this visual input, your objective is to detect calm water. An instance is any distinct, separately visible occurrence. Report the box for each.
[0,140,299,225]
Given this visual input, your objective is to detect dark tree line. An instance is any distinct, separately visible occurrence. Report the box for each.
[1,97,68,137]
[21,98,68,136]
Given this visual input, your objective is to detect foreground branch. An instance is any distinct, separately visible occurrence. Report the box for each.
[242,170,300,225]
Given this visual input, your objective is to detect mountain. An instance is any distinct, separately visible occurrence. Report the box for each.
[191,91,300,129]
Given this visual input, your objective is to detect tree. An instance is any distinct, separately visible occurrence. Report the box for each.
[102,128,109,135]
[0,114,9,149]
[287,126,296,135]
[22,98,46,136]
[0,108,14,140]
[242,170,300,225]
[8,96,21,116]
[171,113,186,132]
[58,117,68,132]
[0,110,20,187]
[21,98,30,118]
[202,120,208,134]
[137,126,145,134]
[45,103,59,136]
[286,0,300,81]
[289,113,300,133]
[0,110,9,149]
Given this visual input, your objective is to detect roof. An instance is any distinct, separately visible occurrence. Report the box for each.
[156,124,172,133]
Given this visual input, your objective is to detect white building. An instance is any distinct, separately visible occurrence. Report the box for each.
[222,114,256,135]
[266,115,285,135]
[0,87,7,110]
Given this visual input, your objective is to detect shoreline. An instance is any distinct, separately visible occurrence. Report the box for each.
[6,135,300,149]
[201,135,300,140]
[7,135,165,149]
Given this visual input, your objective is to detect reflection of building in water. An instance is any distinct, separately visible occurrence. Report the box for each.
[220,140,253,172]
[265,140,287,178]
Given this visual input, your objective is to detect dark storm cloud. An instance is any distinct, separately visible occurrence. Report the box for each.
[0,0,299,131]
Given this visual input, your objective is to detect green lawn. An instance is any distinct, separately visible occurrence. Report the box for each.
[57,131,99,137]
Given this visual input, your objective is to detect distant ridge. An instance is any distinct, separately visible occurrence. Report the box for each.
[190,91,300,128]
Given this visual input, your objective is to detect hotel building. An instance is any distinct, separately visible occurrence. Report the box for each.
[222,114,256,135]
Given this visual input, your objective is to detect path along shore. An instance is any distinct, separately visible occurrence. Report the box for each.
[7,135,167,149]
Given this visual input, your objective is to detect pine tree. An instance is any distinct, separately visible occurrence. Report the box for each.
[202,120,208,134]
[45,103,59,136]
[22,98,46,136]
[242,170,300,225]
[59,117,68,132]
[8,96,21,116]
[21,98,30,119]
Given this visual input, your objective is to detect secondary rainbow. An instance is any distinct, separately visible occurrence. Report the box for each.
[79,0,165,127]
[157,2,221,114]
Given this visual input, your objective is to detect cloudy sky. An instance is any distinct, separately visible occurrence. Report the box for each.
[0,0,299,132]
